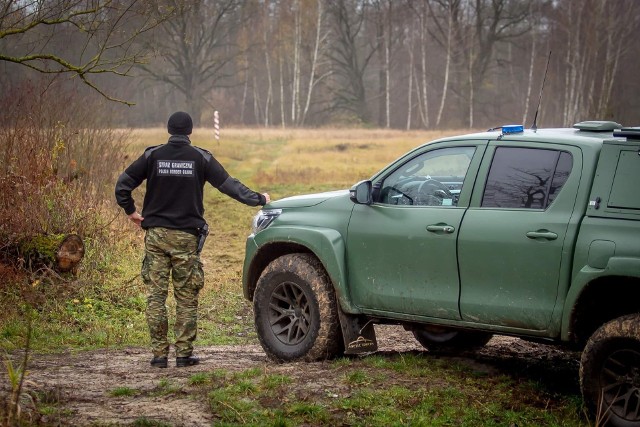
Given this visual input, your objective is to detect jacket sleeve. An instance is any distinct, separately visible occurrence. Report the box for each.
[205,155,266,207]
[115,154,147,215]
[218,176,266,206]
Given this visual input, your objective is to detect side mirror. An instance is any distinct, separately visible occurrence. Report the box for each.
[350,180,373,205]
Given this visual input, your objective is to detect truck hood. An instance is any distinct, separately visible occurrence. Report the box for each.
[269,190,349,208]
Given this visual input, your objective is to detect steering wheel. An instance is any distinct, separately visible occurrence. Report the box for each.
[416,179,453,206]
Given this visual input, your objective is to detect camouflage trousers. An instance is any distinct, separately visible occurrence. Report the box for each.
[141,227,204,358]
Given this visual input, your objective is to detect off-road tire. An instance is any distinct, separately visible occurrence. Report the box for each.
[413,326,493,353]
[254,253,342,362]
[580,314,640,427]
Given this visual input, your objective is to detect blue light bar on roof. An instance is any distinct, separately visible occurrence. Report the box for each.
[502,125,524,134]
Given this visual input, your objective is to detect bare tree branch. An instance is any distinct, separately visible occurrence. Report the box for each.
[0,0,168,104]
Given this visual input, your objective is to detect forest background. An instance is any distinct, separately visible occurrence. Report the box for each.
[2,0,640,131]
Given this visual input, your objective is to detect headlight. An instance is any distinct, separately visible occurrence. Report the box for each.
[251,209,282,234]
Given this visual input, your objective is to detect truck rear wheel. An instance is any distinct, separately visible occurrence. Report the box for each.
[413,326,493,353]
[580,314,640,427]
[254,253,342,362]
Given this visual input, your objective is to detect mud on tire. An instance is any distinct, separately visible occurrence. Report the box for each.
[254,253,342,362]
[580,314,640,427]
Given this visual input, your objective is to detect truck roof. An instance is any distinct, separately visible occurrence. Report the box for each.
[428,126,628,155]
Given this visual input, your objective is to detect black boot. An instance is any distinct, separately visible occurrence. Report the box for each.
[150,356,168,368]
[176,356,200,367]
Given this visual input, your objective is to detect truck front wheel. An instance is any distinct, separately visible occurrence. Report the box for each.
[254,253,342,362]
[580,314,640,427]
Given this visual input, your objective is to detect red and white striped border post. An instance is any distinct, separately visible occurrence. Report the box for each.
[213,111,220,144]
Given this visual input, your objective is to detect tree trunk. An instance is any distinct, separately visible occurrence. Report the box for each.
[264,34,273,127]
[522,32,537,126]
[252,75,262,125]
[419,11,429,128]
[436,5,453,128]
[292,0,302,125]
[377,8,386,127]
[406,33,414,131]
[240,74,248,124]
[279,58,286,128]
[301,0,326,126]
[384,1,392,129]
[468,40,474,129]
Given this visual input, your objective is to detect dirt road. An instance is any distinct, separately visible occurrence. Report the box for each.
[3,326,581,426]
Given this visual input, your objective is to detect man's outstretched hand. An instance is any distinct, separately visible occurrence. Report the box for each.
[263,193,271,204]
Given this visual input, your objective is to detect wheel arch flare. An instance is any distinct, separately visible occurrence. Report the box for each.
[243,226,358,314]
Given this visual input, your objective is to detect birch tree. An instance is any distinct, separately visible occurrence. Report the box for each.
[300,0,331,126]
[405,23,415,130]
[263,1,274,127]
[408,0,432,128]
[290,0,301,125]
[423,0,462,128]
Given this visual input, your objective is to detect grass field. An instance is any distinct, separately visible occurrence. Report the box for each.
[1,128,590,426]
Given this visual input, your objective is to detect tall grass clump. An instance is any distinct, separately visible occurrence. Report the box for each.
[0,313,35,426]
[0,80,145,352]
[0,81,128,244]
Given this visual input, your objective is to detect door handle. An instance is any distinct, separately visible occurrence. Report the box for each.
[526,230,558,240]
[426,224,455,233]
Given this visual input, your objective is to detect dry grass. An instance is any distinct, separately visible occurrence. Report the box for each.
[131,127,462,195]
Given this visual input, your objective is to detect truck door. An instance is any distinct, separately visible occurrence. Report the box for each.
[347,142,485,319]
[458,143,582,330]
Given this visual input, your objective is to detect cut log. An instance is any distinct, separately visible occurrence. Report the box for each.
[56,234,85,272]
[19,233,85,273]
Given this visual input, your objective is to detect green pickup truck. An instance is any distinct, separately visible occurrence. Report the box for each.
[242,122,640,425]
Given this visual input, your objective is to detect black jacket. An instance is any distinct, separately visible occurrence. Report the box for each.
[115,135,265,232]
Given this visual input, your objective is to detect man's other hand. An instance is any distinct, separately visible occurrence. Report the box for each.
[263,193,271,204]
[128,212,144,228]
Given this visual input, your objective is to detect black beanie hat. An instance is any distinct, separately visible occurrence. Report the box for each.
[167,111,193,135]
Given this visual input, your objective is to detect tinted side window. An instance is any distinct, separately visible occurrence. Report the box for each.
[482,147,573,209]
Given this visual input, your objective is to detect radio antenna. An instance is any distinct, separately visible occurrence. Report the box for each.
[531,50,551,131]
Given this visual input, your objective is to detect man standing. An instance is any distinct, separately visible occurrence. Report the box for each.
[115,111,269,368]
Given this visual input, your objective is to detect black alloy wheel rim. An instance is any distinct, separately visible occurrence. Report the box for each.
[268,281,311,345]
[600,348,640,421]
